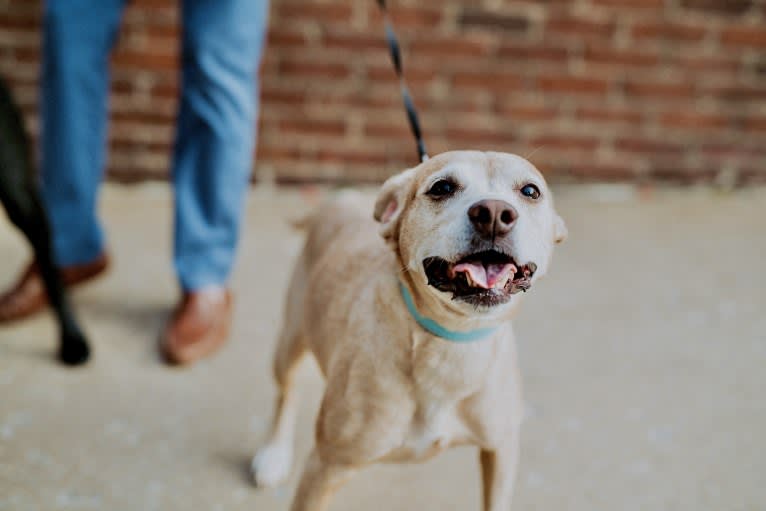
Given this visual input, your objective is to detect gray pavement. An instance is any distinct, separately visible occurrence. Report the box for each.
[1,183,764,510]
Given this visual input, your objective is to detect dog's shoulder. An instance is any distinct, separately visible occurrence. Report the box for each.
[302,190,380,265]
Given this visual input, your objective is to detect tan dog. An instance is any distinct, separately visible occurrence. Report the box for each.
[251,150,567,511]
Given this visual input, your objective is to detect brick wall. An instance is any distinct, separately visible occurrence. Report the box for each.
[1,0,765,185]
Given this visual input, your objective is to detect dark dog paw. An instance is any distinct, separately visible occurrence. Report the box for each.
[59,340,90,366]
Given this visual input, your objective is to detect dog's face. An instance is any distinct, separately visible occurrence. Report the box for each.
[375,150,566,315]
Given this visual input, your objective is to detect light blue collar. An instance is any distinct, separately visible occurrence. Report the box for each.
[398,281,498,343]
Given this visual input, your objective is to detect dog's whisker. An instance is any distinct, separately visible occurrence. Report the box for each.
[524,145,543,161]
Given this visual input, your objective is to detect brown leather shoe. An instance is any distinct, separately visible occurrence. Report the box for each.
[160,288,233,366]
[0,253,109,323]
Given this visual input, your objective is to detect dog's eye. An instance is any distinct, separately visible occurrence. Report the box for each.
[520,184,541,200]
[427,179,458,198]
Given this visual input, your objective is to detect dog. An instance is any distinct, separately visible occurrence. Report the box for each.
[251,150,566,510]
[0,77,89,365]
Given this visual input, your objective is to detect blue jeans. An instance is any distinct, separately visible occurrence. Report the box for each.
[40,0,269,290]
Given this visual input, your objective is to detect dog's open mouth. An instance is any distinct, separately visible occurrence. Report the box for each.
[423,250,536,306]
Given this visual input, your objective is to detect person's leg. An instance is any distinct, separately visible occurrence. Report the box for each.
[0,0,122,323]
[41,0,126,266]
[161,0,268,365]
[172,0,269,291]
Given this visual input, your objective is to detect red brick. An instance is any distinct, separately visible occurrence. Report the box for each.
[497,104,558,121]
[389,6,443,28]
[584,47,660,67]
[0,10,41,31]
[261,88,306,105]
[367,66,438,85]
[659,112,729,130]
[591,0,664,8]
[529,135,599,151]
[680,0,753,15]
[701,143,766,159]
[567,163,638,182]
[111,138,172,152]
[112,50,178,70]
[268,30,307,48]
[546,16,616,38]
[279,60,351,79]
[131,0,175,7]
[624,81,695,99]
[144,22,179,40]
[647,165,717,185]
[323,32,386,51]
[674,55,741,73]
[538,76,610,95]
[497,43,569,62]
[721,26,766,48]
[452,71,525,91]
[703,85,766,102]
[256,146,303,162]
[279,119,346,137]
[631,21,707,41]
[576,107,644,123]
[111,110,175,124]
[140,77,178,99]
[444,127,516,146]
[277,3,353,23]
[743,117,766,132]
[615,137,683,155]
[459,9,530,33]
[11,47,41,61]
[364,121,411,138]
[411,38,492,58]
[316,148,390,165]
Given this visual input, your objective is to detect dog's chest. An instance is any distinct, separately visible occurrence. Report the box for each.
[387,333,495,461]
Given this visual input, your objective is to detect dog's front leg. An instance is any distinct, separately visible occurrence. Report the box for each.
[290,448,357,511]
[479,434,520,511]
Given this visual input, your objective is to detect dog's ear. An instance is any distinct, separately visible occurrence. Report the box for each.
[554,214,567,244]
[374,167,417,242]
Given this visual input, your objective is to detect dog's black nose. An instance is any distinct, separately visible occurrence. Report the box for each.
[468,199,517,239]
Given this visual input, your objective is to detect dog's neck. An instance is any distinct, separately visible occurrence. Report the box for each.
[398,282,499,342]
[398,275,515,341]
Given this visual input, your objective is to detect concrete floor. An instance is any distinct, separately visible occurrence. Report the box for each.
[0,183,764,511]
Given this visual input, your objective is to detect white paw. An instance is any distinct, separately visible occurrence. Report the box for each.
[251,443,293,488]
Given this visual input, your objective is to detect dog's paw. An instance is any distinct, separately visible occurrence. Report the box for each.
[59,340,90,366]
[251,443,292,488]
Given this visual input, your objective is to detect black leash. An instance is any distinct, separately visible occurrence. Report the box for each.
[376,0,429,163]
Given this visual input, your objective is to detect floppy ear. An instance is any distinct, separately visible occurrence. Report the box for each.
[554,214,568,244]
[374,167,417,242]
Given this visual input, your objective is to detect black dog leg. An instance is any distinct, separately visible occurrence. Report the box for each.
[30,210,90,365]
[1,78,89,365]
[6,196,90,365]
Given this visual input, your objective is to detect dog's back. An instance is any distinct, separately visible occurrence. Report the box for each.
[301,190,382,274]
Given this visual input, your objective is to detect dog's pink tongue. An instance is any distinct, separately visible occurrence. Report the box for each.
[452,262,515,289]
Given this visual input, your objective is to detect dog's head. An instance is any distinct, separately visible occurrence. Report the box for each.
[375,150,566,317]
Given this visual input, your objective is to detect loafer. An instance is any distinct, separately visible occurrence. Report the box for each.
[160,287,233,366]
[0,253,109,323]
